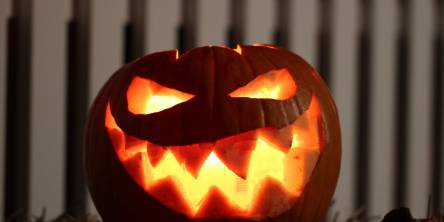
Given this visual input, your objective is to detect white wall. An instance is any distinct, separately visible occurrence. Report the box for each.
[198,0,228,47]
[147,0,180,53]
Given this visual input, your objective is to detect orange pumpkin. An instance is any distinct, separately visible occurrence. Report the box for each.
[85,44,341,222]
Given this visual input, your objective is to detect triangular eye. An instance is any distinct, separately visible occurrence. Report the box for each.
[229,68,297,100]
[127,76,195,114]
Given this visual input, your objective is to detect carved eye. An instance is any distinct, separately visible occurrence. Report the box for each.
[127,76,195,114]
[229,68,297,100]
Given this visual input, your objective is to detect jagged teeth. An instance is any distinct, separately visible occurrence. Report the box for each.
[168,143,213,178]
[123,127,293,179]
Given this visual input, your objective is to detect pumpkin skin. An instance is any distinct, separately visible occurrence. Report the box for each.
[85,45,341,222]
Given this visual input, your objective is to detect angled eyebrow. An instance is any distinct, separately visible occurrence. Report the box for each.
[229,68,297,100]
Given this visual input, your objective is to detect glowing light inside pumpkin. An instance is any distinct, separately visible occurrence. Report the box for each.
[142,138,288,214]
[127,76,194,114]
[105,94,322,219]
[234,44,242,55]
[253,43,278,49]
[229,68,297,100]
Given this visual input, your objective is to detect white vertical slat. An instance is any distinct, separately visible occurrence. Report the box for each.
[291,0,318,65]
[368,0,397,218]
[245,0,274,45]
[0,0,12,218]
[89,0,127,215]
[369,0,398,216]
[30,0,69,218]
[197,0,229,47]
[147,0,180,53]
[90,0,126,101]
[408,0,433,217]
[142,0,150,55]
[329,0,358,220]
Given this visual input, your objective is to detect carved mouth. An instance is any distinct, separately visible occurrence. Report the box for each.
[104,96,322,220]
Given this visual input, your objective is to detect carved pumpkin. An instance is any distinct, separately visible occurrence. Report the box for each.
[85,44,341,222]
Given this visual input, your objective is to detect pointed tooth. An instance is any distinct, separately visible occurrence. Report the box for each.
[291,113,322,148]
[124,134,147,153]
[286,147,320,186]
[259,126,292,153]
[194,186,244,219]
[107,128,125,153]
[147,176,192,217]
[169,143,212,178]
[248,176,294,217]
[146,143,167,167]
[122,152,149,189]
[214,139,255,179]
[293,114,310,130]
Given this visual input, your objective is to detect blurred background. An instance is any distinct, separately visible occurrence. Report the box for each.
[0,0,442,221]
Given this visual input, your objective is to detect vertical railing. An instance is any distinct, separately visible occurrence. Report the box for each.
[178,0,198,53]
[274,0,291,48]
[317,0,333,86]
[3,0,32,221]
[227,0,245,47]
[430,0,443,215]
[393,0,410,208]
[355,0,372,217]
[124,0,146,63]
[65,0,90,217]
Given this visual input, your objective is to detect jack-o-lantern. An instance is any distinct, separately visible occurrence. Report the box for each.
[85,44,341,222]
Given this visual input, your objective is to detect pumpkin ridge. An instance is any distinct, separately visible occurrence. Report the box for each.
[238,46,267,132]
[254,47,294,127]
[252,47,293,128]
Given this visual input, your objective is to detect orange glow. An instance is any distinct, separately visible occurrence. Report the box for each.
[127,76,194,114]
[253,43,278,49]
[234,45,242,55]
[104,95,322,219]
[229,68,297,100]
